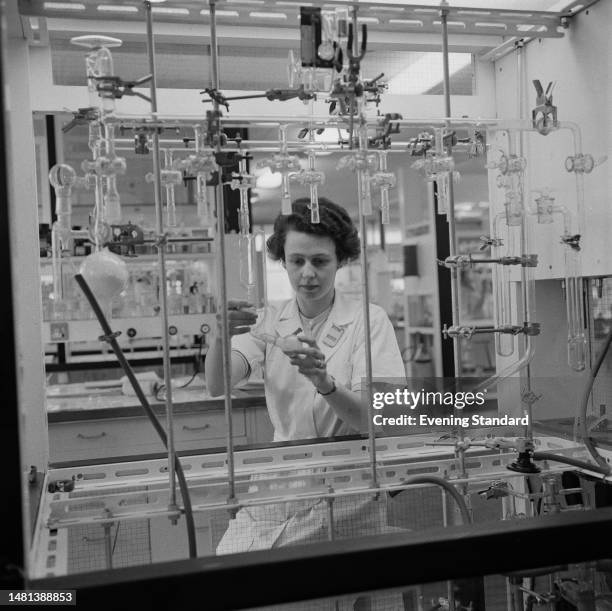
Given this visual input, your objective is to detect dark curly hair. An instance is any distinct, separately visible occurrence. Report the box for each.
[266,197,360,264]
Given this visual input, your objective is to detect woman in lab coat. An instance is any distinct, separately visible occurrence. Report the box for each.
[205,198,406,560]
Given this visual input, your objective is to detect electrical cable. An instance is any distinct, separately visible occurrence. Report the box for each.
[532,451,610,476]
[74,273,197,559]
[111,521,121,556]
[575,326,612,472]
[391,475,472,525]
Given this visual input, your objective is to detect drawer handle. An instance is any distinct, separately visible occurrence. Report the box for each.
[182,424,210,432]
[77,432,107,440]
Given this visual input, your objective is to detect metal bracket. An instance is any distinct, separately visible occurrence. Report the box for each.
[532,80,558,135]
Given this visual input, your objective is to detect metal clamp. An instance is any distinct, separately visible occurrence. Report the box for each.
[154,232,169,248]
[93,74,153,103]
[477,480,511,500]
[499,254,538,267]
[62,107,100,133]
[532,80,558,135]
[561,233,581,252]
[521,389,543,407]
[442,324,475,339]
[98,331,122,343]
[438,254,472,269]
[479,235,502,250]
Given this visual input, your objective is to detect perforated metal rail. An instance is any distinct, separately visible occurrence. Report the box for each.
[40,435,608,527]
[31,434,612,578]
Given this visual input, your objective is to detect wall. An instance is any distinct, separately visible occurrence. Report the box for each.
[492,4,609,421]
[495,1,611,280]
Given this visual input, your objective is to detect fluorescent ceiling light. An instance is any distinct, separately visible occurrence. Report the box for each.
[98,5,138,12]
[152,6,189,14]
[388,19,423,26]
[249,11,288,19]
[201,9,239,17]
[43,2,85,10]
[367,6,405,12]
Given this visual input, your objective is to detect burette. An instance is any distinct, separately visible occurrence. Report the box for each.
[231,153,258,304]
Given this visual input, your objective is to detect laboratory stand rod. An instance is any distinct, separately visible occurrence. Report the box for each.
[103,523,113,570]
[109,113,566,134]
[209,0,237,505]
[352,7,377,490]
[440,2,466,484]
[441,11,461,607]
[144,0,177,510]
[516,40,534,441]
[108,113,507,129]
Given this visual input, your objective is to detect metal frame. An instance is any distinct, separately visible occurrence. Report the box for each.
[17,0,583,40]
[29,434,612,580]
[0,0,25,590]
[5,0,609,606]
[29,507,612,609]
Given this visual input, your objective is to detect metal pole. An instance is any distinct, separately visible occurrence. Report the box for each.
[516,40,535,441]
[144,0,178,514]
[440,3,466,497]
[352,8,378,491]
[440,6,459,609]
[440,2,462,382]
[209,0,237,507]
[103,523,113,570]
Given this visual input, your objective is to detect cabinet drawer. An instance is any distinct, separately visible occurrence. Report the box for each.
[49,411,247,462]
[174,411,245,443]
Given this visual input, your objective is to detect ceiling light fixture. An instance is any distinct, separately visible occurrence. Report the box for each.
[249,11,288,19]
[151,6,189,14]
[98,5,139,12]
[43,2,86,10]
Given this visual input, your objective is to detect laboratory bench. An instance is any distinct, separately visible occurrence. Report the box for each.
[46,379,273,465]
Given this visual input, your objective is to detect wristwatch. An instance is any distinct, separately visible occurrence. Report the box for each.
[317,375,336,396]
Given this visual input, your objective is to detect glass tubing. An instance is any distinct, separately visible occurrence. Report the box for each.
[84,3,594,516]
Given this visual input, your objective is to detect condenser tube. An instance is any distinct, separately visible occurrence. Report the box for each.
[281,173,292,216]
[378,150,391,224]
[196,174,211,225]
[493,213,514,357]
[357,124,372,216]
[104,123,122,223]
[307,151,320,224]
[380,186,390,224]
[81,121,105,250]
[164,149,177,227]
[239,234,257,305]
[566,251,586,371]
[279,125,293,215]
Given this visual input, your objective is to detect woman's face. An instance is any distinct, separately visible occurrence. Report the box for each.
[283,230,340,307]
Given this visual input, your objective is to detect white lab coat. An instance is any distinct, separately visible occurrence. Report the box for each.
[217,292,407,561]
[230,292,406,441]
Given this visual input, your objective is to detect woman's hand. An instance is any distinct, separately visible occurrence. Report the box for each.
[216,300,257,337]
[284,335,331,391]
